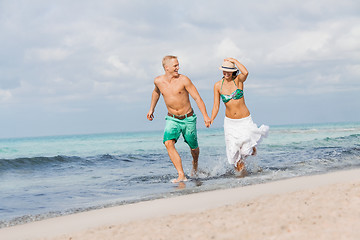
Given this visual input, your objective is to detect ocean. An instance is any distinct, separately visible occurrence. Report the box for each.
[1,121,360,227]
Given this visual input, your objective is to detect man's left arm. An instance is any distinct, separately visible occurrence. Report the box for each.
[184,77,211,127]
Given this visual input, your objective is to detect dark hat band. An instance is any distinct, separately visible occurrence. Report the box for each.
[221,66,237,70]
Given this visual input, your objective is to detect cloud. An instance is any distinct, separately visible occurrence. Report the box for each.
[345,64,360,76]
[266,31,330,64]
[270,18,360,64]
[1,0,360,137]
[334,23,360,53]
[3,0,359,103]
[0,89,12,102]
[25,48,72,62]
[215,38,243,59]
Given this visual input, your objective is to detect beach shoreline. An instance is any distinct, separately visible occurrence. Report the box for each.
[1,168,359,240]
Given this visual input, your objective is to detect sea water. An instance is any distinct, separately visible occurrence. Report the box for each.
[1,121,360,227]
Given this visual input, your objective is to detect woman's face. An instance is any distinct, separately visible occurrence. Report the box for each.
[223,71,233,79]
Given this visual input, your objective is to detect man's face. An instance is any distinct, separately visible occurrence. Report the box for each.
[166,58,180,77]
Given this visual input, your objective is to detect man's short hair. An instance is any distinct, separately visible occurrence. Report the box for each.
[162,55,177,70]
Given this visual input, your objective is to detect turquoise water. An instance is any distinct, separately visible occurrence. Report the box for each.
[1,121,360,227]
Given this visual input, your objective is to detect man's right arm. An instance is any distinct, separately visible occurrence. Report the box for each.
[183,76,211,127]
[147,84,161,121]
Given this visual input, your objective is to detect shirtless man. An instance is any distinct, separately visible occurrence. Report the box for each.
[147,55,211,183]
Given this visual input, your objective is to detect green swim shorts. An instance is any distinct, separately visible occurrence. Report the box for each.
[163,114,198,149]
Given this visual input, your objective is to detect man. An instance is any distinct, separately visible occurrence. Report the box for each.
[147,55,211,183]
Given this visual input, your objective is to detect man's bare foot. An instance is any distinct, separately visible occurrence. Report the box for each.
[171,176,188,183]
[191,168,197,177]
[176,182,186,189]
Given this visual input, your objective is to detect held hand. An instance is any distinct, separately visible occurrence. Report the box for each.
[205,120,211,128]
[204,116,211,128]
[147,110,154,121]
[224,57,237,63]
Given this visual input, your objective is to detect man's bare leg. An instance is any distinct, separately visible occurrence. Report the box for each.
[190,147,199,176]
[164,140,187,183]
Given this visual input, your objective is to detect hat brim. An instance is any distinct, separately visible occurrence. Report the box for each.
[219,66,237,72]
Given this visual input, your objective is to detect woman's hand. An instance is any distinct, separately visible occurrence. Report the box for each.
[224,57,237,63]
[224,57,248,81]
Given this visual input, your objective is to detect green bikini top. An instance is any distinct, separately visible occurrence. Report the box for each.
[220,79,244,103]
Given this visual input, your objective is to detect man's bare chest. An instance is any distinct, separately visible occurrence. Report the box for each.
[158,83,187,97]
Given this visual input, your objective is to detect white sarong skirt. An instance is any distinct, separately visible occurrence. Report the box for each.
[224,115,269,165]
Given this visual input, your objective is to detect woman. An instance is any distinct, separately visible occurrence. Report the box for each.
[210,57,269,173]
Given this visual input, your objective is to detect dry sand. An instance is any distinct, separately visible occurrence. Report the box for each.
[1,168,360,240]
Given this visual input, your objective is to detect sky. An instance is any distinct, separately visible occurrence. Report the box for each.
[1,0,360,138]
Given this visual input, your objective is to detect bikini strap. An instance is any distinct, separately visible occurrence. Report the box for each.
[221,78,238,94]
[232,79,237,87]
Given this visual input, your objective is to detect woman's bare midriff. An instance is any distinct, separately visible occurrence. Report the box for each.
[224,100,250,119]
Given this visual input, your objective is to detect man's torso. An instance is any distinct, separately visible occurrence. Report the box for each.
[155,74,192,115]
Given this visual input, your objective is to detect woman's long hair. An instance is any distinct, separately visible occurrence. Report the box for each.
[232,70,239,79]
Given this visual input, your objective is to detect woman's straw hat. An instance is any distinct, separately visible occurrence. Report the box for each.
[219,61,237,72]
